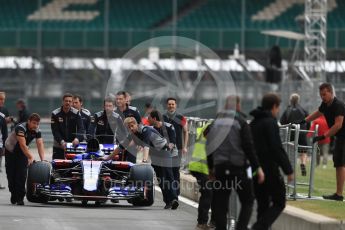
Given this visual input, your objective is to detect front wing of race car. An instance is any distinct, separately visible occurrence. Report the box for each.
[36,160,144,201]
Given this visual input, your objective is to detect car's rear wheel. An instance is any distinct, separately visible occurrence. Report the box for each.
[128,164,154,206]
[26,161,51,203]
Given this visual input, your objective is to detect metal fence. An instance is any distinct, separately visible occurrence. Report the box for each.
[279,123,319,199]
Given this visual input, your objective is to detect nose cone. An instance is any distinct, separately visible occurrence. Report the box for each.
[82,161,103,192]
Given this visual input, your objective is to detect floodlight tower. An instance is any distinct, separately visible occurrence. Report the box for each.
[304,0,327,81]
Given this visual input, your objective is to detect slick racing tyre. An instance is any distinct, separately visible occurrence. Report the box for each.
[26,161,51,203]
[129,164,154,206]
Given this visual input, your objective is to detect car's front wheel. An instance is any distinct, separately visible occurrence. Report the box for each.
[26,161,51,203]
[128,164,155,206]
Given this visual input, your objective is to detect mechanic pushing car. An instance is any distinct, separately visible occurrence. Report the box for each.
[148,110,179,209]
[114,116,180,209]
[89,96,128,146]
[51,93,85,160]
[4,113,45,205]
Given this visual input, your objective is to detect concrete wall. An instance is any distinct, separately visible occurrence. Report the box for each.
[272,206,345,230]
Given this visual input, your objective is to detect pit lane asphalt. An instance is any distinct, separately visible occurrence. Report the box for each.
[0,154,198,230]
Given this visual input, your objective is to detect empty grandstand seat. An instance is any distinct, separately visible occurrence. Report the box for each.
[0,0,343,50]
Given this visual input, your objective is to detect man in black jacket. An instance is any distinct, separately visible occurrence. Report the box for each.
[250,93,294,230]
[115,91,141,124]
[89,96,128,146]
[115,91,141,163]
[72,94,91,136]
[51,93,84,159]
[207,97,265,230]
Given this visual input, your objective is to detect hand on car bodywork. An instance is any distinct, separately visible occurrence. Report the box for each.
[72,138,79,146]
[168,143,175,150]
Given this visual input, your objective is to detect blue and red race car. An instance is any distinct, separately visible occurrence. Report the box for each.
[26,138,154,206]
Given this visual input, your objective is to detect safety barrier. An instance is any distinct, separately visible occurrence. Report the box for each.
[279,123,319,200]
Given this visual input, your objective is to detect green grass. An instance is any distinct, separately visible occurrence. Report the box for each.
[287,160,345,219]
[293,160,336,196]
[287,200,345,220]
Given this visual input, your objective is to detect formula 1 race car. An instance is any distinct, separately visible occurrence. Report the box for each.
[26,138,155,206]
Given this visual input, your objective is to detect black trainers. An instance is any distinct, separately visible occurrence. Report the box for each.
[322,193,344,201]
[164,203,172,209]
[171,199,179,210]
[10,195,16,205]
[16,200,24,205]
[300,164,307,177]
[208,221,216,228]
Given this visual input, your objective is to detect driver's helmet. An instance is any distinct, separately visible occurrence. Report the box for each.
[86,138,100,153]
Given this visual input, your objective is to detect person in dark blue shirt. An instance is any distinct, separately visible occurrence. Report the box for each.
[51,93,84,159]
[89,96,128,146]
[115,91,141,163]
[115,91,141,124]
[72,94,91,137]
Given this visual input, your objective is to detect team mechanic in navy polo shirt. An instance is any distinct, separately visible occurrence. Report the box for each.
[115,91,141,163]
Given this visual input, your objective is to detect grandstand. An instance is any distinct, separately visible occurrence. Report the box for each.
[0,0,343,51]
